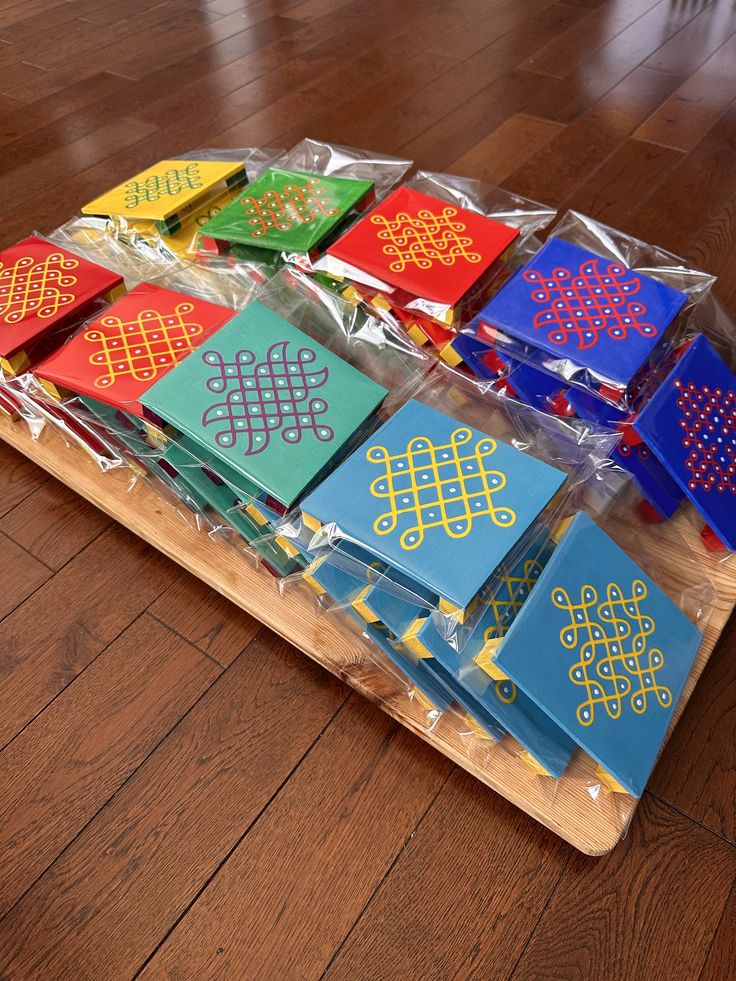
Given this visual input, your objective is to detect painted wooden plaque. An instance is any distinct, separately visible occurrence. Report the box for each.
[198,168,373,253]
[494,512,703,796]
[82,160,246,222]
[37,283,234,417]
[327,185,519,306]
[476,238,687,389]
[301,399,566,610]
[634,334,736,547]
[141,300,387,508]
[0,236,123,371]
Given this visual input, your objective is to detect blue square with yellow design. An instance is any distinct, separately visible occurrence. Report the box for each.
[494,512,702,796]
[301,399,566,609]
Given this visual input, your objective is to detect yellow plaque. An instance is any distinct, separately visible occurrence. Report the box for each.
[82,160,245,222]
[126,186,243,256]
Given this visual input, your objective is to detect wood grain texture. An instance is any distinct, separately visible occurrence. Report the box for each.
[627,100,736,255]
[449,114,565,186]
[511,795,736,981]
[634,33,736,151]
[649,609,736,841]
[0,437,48,516]
[0,613,219,917]
[0,474,111,569]
[149,571,262,666]
[504,67,685,205]
[140,698,453,980]
[0,632,347,980]
[0,521,176,748]
[323,768,572,981]
[0,528,50,617]
[0,0,735,976]
[700,884,736,981]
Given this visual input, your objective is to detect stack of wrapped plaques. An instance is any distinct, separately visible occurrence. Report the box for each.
[198,168,375,271]
[491,512,703,796]
[633,334,736,550]
[34,281,236,518]
[320,185,521,359]
[81,158,249,259]
[460,237,699,522]
[140,299,388,575]
[0,235,124,416]
[299,399,567,630]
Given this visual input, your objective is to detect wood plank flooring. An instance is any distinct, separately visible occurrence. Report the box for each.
[1,0,735,976]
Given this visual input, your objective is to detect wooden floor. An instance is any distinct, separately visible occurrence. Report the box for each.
[1,0,736,976]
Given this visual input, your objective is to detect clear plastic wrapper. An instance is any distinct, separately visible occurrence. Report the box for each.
[134,265,435,502]
[284,533,445,730]
[147,270,434,581]
[314,170,556,345]
[463,212,736,554]
[3,177,733,851]
[464,209,716,413]
[62,147,284,273]
[278,359,620,651]
[197,138,412,275]
[292,450,717,798]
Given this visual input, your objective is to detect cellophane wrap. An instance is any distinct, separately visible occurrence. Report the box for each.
[465,209,716,412]
[54,147,284,273]
[1,174,731,846]
[198,138,412,277]
[277,356,620,646]
[314,170,556,335]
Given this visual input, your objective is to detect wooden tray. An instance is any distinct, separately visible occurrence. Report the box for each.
[3,414,735,855]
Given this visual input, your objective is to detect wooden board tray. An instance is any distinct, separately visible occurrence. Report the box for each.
[3,414,735,855]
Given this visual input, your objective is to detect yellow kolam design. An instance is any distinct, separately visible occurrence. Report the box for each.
[552,579,672,726]
[371,206,482,272]
[0,251,79,324]
[367,426,516,550]
[85,302,204,388]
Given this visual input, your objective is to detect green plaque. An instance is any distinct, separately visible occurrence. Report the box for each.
[198,168,373,254]
[141,300,387,508]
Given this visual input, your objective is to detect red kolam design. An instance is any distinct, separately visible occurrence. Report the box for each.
[676,380,736,494]
[523,259,655,351]
[0,236,123,360]
[327,186,519,306]
[37,283,233,416]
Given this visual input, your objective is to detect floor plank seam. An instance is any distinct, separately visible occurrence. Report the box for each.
[506,849,575,980]
[645,789,736,849]
[0,529,183,749]
[146,607,261,670]
[0,629,228,929]
[630,93,736,242]
[130,692,355,979]
[317,766,455,980]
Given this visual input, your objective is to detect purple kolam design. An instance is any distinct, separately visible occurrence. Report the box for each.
[201,339,334,454]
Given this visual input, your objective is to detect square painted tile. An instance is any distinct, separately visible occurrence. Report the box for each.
[634,334,736,548]
[37,283,233,417]
[198,168,373,253]
[142,299,387,507]
[327,185,519,306]
[301,399,566,609]
[476,237,687,389]
[82,159,246,222]
[0,235,123,367]
[494,511,703,796]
